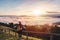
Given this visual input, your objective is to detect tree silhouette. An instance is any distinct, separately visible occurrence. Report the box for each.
[51,25,60,40]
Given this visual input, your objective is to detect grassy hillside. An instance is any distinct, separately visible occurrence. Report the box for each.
[0,31,42,40]
[0,31,17,40]
[0,25,43,40]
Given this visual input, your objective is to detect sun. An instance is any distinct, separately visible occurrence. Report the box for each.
[32,9,43,16]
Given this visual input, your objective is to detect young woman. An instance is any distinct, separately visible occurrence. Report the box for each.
[17,21,26,40]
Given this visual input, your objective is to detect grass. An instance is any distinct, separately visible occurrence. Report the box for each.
[0,25,43,40]
[0,31,16,40]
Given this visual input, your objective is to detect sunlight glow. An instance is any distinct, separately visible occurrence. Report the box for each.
[32,9,43,16]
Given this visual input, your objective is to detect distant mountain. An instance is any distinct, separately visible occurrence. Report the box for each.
[0,14,60,18]
[41,14,60,18]
[53,22,60,25]
[0,15,31,17]
[47,11,60,13]
[0,15,17,17]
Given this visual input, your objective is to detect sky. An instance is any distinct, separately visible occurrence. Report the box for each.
[0,0,60,16]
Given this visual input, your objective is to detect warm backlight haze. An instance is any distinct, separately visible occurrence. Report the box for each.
[0,0,60,16]
[32,9,44,16]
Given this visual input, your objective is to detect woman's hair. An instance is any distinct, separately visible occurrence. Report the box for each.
[18,21,22,27]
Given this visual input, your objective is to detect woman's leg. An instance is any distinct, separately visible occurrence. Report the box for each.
[18,31,22,40]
